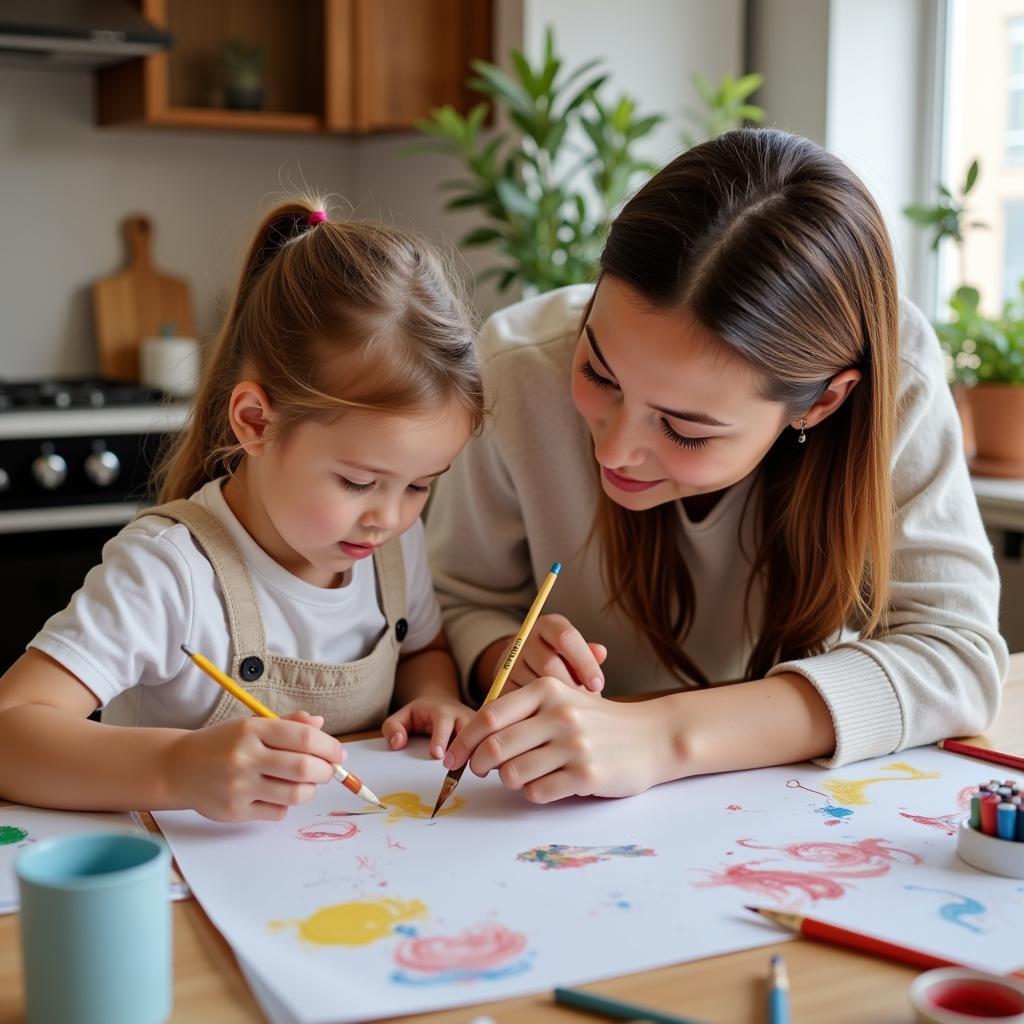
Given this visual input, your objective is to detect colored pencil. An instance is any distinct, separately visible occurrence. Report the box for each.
[937,739,1024,773]
[180,643,384,810]
[768,954,790,1024]
[998,802,1018,840]
[745,906,959,971]
[553,986,709,1024]
[430,562,562,818]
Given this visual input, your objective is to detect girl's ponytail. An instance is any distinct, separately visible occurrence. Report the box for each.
[154,196,482,504]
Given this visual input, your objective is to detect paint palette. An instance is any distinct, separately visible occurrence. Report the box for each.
[957,819,1024,879]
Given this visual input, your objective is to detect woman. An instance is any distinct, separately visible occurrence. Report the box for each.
[428,128,1007,803]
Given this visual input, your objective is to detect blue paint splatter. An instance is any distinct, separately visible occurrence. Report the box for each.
[394,925,418,936]
[905,885,987,933]
[821,805,852,818]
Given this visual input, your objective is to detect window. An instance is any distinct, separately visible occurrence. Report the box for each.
[943,2,1024,310]
[1009,18,1024,162]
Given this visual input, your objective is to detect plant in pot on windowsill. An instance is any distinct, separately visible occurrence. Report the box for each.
[905,160,1024,477]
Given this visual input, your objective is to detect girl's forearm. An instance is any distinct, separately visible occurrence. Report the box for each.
[652,671,837,784]
[0,704,184,811]
[471,635,514,701]
[394,647,462,704]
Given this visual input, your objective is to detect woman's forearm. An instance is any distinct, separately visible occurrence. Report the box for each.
[654,671,837,784]
[0,704,183,811]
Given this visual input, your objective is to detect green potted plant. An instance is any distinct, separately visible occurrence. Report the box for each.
[905,161,1024,476]
[412,29,664,294]
[413,32,766,297]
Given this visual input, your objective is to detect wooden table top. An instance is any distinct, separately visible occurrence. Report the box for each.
[2,654,1022,1024]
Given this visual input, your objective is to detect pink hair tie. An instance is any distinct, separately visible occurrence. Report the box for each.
[308,210,328,226]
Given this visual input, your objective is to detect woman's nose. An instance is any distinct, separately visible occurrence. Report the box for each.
[594,406,646,468]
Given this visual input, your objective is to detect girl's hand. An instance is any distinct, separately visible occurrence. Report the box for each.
[168,711,345,822]
[442,677,665,802]
[382,695,474,761]
[498,614,608,694]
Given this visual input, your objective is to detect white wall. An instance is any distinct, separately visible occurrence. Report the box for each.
[0,67,357,378]
[522,0,745,168]
[748,0,943,307]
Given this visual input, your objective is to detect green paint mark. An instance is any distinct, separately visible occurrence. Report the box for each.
[0,825,28,845]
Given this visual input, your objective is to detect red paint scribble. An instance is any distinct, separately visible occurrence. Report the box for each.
[386,836,406,850]
[735,837,921,876]
[787,778,828,799]
[726,804,742,812]
[354,854,389,886]
[694,836,921,904]
[395,922,527,973]
[297,820,359,842]
[899,785,975,836]
[694,863,847,901]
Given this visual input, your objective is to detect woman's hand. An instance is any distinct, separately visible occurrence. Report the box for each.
[167,711,344,822]
[381,694,474,760]
[495,614,608,694]
[442,677,666,802]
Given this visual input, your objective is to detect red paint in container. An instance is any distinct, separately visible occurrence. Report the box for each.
[912,969,1024,1023]
[929,978,1024,1017]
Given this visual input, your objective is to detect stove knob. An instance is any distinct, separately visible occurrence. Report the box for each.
[32,447,68,490]
[85,447,120,487]
[0,467,8,492]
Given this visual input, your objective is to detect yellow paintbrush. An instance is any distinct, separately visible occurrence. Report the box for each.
[430,561,561,817]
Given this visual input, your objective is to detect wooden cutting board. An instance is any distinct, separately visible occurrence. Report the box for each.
[93,215,197,383]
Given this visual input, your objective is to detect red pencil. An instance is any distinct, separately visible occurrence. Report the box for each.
[937,739,1024,774]
[745,907,958,971]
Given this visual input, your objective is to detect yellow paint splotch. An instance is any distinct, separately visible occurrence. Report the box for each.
[380,791,465,823]
[823,762,939,807]
[270,898,427,946]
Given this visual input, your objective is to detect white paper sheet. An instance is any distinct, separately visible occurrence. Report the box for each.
[0,805,142,912]
[154,741,1024,1024]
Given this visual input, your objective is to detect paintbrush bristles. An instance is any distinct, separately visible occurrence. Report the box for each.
[431,772,459,818]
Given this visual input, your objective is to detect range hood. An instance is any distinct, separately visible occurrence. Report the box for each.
[0,0,171,69]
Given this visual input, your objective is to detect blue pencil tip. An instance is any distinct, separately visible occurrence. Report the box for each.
[771,954,782,965]
[551,561,562,574]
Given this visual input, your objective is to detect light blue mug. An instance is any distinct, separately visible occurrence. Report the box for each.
[16,831,172,1024]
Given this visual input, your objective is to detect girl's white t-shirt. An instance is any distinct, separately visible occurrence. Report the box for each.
[29,478,441,728]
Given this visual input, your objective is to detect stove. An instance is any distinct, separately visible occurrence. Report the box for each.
[0,378,165,412]
[0,378,190,670]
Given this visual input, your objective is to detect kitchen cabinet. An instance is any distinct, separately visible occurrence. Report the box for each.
[97,0,492,134]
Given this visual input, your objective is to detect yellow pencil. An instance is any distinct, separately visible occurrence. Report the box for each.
[430,561,562,817]
[179,643,385,810]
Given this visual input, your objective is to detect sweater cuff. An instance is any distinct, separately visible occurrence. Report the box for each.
[767,646,905,768]
[446,609,524,705]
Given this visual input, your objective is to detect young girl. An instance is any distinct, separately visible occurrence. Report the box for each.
[0,200,484,822]
[429,128,1009,803]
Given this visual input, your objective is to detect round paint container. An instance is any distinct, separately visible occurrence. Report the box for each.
[956,819,1024,879]
[911,968,1024,1023]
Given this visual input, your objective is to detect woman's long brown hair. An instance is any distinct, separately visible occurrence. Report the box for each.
[155,197,485,503]
[594,129,898,684]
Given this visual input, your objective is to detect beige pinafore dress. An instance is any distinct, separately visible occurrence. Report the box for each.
[141,499,408,734]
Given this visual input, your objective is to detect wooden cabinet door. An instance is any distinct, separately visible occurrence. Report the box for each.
[341,0,492,133]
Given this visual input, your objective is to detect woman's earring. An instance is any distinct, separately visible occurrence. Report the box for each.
[797,419,807,444]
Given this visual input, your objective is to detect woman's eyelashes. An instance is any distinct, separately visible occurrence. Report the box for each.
[578,359,618,390]
[660,420,709,450]
[337,476,431,495]
[579,359,711,451]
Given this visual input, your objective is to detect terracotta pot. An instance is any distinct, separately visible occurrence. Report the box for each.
[953,384,976,459]
[965,384,1024,478]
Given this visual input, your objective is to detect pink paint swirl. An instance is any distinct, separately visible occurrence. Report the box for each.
[394,922,527,972]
